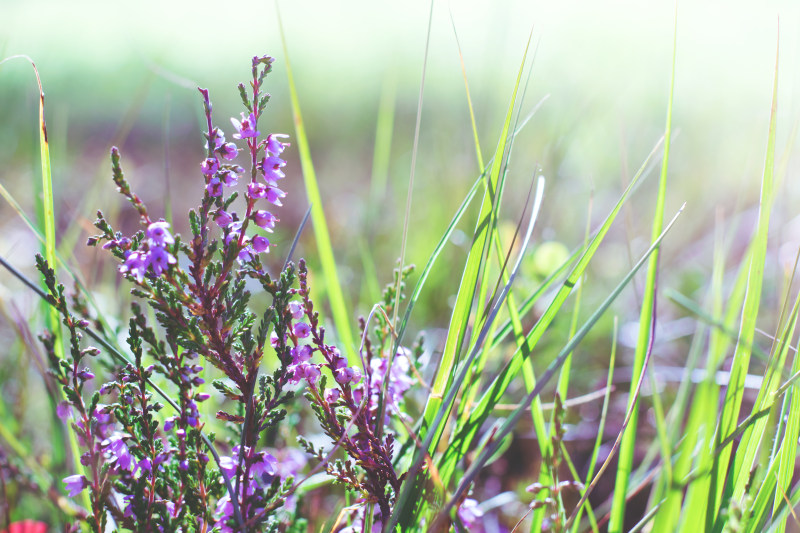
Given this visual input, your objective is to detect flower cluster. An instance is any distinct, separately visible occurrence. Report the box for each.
[111,220,176,283]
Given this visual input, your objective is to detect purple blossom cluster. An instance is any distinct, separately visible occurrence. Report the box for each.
[200,92,290,265]
[115,221,177,283]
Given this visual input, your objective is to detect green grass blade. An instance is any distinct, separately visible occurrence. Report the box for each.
[276,14,356,361]
[0,55,90,511]
[608,9,677,530]
[389,176,545,531]
[416,34,533,459]
[438,136,664,489]
[708,35,779,531]
[440,205,684,528]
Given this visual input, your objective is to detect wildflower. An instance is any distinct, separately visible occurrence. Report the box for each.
[219,455,237,477]
[250,451,278,482]
[206,176,224,197]
[324,388,340,403]
[148,246,177,276]
[231,112,259,139]
[76,369,95,381]
[219,142,238,160]
[260,155,286,185]
[251,235,270,253]
[457,498,484,529]
[290,344,312,364]
[208,128,225,150]
[146,221,175,246]
[214,210,234,227]
[219,169,238,187]
[120,251,148,283]
[63,474,89,498]
[266,133,290,156]
[304,365,321,385]
[201,157,220,175]
[103,434,134,471]
[265,187,285,206]
[247,181,267,199]
[253,210,277,231]
[293,322,310,338]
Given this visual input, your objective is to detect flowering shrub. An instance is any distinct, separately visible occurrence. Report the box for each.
[28,55,424,532]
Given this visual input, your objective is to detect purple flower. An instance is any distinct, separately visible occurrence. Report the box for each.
[63,474,89,498]
[237,246,255,263]
[231,112,259,139]
[270,330,284,348]
[163,417,175,432]
[265,187,285,206]
[250,452,278,481]
[214,210,234,227]
[457,498,483,529]
[260,156,286,185]
[288,300,304,319]
[148,246,177,276]
[304,365,321,385]
[219,169,238,187]
[146,221,175,247]
[266,133,290,156]
[201,157,220,175]
[134,457,152,475]
[120,251,148,283]
[251,235,270,253]
[247,181,267,199]
[208,128,225,150]
[56,401,72,420]
[103,434,134,471]
[253,210,277,231]
[206,176,223,197]
[219,455,237,478]
[291,344,312,364]
[324,388,340,403]
[219,142,238,161]
[76,369,95,381]
[293,322,310,339]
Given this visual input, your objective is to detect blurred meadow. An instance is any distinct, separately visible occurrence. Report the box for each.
[3,0,800,530]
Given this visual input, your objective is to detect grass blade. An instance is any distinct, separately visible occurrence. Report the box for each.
[439,205,685,528]
[608,8,677,530]
[276,11,356,360]
[708,32,779,531]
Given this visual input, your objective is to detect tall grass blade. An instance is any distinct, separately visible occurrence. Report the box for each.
[389,177,545,531]
[608,8,677,530]
[708,33,779,531]
[276,12,356,360]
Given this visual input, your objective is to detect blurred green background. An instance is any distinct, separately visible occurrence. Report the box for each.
[1,0,799,396]
[2,0,800,410]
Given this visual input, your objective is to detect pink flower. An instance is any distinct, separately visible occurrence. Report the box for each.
[253,210,277,231]
[231,112,260,139]
[266,133,290,156]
